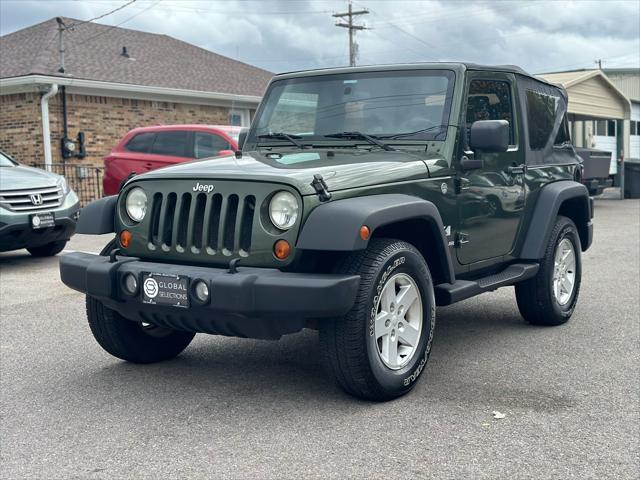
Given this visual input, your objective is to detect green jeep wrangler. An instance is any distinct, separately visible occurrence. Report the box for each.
[60,63,593,401]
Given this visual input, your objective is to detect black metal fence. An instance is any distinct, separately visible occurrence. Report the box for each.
[31,163,104,206]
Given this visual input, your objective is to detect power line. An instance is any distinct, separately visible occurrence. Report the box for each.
[78,0,161,44]
[333,1,369,67]
[65,0,138,29]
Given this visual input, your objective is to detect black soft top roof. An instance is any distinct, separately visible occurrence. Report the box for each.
[275,62,562,91]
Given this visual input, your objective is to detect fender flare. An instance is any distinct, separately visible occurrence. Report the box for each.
[519,180,592,260]
[76,196,117,234]
[296,194,455,283]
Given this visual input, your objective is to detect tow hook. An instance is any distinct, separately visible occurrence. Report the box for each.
[228,258,241,274]
[109,248,122,263]
[311,174,332,202]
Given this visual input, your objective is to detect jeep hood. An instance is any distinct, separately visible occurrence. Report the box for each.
[0,164,59,191]
[133,149,444,195]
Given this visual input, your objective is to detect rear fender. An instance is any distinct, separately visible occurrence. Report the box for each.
[520,180,592,259]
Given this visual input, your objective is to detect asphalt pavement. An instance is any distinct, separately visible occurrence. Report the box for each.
[1,198,638,479]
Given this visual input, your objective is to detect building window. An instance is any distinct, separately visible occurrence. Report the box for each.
[229,109,249,127]
[595,119,616,137]
[631,120,638,136]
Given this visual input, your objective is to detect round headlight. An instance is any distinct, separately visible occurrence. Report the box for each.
[125,187,147,223]
[269,191,299,230]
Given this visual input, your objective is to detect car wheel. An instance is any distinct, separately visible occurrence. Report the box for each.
[515,216,582,326]
[487,196,502,216]
[320,238,436,401]
[27,240,67,257]
[85,239,195,363]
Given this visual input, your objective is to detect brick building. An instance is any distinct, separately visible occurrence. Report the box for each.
[0,17,272,170]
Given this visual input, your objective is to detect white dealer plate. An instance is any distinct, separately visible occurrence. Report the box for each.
[141,272,189,308]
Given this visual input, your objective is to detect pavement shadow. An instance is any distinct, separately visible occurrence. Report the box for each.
[0,250,61,269]
[64,293,555,411]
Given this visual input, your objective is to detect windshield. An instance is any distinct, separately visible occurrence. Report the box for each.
[250,69,455,146]
[0,152,16,167]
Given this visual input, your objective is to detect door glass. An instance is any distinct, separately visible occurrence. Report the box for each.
[151,131,189,157]
[466,80,515,145]
[194,133,230,159]
[125,132,155,153]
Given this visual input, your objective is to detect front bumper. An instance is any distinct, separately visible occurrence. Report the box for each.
[60,252,360,339]
[0,198,80,252]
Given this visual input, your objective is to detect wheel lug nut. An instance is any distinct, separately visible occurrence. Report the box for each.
[385,319,390,327]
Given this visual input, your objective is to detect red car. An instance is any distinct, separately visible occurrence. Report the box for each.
[103,125,241,195]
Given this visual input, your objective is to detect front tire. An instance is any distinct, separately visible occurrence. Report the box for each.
[85,238,195,363]
[320,238,436,401]
[86,297,195,363]
[515,216,582,326]
[27,240,67,257]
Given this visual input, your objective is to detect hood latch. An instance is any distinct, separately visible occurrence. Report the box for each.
[311,174,332,202]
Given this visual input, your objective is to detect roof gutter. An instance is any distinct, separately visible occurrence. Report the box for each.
[40,83,58,172]
[0,75,262,107]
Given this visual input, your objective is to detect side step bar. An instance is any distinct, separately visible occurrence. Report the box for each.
[434,263,539,306]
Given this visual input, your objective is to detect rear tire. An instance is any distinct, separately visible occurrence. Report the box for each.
[320,238,436,401]
[27,240,67,257]
[515,216,582,326]
[85,238,195,363]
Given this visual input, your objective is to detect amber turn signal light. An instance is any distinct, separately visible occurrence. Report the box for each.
[359,225,370,240]
[119,230,132,248]
[274,239,291,260]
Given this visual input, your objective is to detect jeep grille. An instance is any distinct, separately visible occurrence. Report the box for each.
[147,191,256,257]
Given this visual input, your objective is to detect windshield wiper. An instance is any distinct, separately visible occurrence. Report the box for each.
[377,124,456,140]
[324,131,395,151]
[257,132,307,149]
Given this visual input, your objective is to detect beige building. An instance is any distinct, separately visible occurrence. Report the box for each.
[539,68,640,179]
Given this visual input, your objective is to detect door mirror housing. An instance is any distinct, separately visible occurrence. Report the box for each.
[237,127,249,151]
[469,120,510,153]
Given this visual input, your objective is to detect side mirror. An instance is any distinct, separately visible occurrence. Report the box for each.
[469,120,510,153]
[237,127,249,150]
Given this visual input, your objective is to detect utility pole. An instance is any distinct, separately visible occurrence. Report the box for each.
[595,59,603,70]
[55,17,66,73]
[333,1,369,67]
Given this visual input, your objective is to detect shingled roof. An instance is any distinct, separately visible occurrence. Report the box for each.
[0,17,272,97]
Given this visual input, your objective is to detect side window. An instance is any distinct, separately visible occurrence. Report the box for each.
[466,79,515,145]
[554,113,571,145]
[526,90,561,150]
[125,132,155,153]
[151,131,190,157]
[194,133,230,159]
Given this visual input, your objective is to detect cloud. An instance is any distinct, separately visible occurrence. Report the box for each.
[1,0,638,74]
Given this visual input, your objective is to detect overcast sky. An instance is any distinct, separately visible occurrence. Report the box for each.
[1,0,638,74]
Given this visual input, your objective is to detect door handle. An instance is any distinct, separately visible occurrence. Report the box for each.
[507,164,527,175]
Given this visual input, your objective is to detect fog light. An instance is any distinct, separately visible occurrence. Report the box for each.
[193,280,210,303]
[123,273,138,295]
